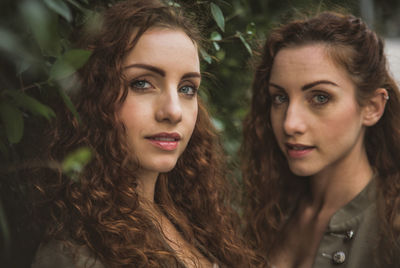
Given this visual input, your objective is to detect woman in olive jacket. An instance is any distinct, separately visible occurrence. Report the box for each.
[242,11,400,268]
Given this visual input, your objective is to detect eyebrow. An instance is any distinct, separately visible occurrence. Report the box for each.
[124,63,165,77]
[124,63,201,80]
[301,80,339,91]
[268,80,339,91]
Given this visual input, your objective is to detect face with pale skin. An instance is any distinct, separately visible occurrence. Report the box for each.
[269,44,375,178]
[118,27,200,179]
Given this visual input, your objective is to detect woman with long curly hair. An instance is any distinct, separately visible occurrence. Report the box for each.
[242,11,400,267]
[31,0,256,267]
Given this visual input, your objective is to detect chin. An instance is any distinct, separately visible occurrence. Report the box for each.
[288,164,316,177]
[153,161,179,173]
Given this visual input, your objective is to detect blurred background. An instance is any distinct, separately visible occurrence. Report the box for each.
[0,0,399,266]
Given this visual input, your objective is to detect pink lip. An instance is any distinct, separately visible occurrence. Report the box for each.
[146,132,181,151]
[285,143,315,158]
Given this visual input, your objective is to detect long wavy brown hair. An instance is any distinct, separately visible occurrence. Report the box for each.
[242,11,400,266]
[32,0,257,267]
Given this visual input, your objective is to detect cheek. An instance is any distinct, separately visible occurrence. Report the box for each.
[190,106,198,132]
[186,102,198,131]
[270,109,283,138]
[321,105,361,139]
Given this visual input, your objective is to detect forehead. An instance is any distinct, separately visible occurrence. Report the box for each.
[273,44,333,71]
[270,44,352,87]
[123,27,199,70]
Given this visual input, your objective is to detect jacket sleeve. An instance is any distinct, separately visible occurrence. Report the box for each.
[31,240,105,268]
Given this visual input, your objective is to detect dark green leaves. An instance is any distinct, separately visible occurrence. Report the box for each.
[200,48,212,64]
[4,90,55,121]
[210,3,225,32]
[44,0,72,22]
[0,91,56,145]
[50,49,92,80]
[56,87,81,124]
[236,31,253,55]
[20,0,61,56]
[62,147,92,181]
[246,22,256,36]
[210,31,222,41]
[0,102,24,144]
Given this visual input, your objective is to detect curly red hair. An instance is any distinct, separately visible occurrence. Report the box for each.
[242,11,400,266]
[33,0,257,267]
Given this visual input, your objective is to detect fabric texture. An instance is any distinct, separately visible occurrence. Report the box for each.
[31,240,105,268]
[312,179,399,268]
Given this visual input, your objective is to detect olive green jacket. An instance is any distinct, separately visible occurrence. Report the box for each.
[312,180,399,268]
[31,240,105,268]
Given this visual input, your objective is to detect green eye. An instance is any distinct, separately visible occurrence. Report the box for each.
[272,94,288,104]
[130,79,151,90]
[179,85,197,96]
[312,94,329,104]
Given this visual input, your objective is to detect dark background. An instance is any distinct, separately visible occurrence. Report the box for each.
[1,0,399,266]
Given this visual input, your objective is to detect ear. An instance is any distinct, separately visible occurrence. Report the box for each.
[362,88,388,126]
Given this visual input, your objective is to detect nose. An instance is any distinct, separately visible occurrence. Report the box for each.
[155,88,182,124]
[283,102,307,136]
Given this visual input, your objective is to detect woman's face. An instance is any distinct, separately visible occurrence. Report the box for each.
[269,44,369,177]
[119,27,200,176]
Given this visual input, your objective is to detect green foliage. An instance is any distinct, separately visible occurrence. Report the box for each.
[44,0,73,22]
[62,147,93,181]
[0,0,92,154]
[50,49,92,80]
[4,90,56,120]
[210,2,225,32]
[0,102,23,144]
[0,0,93,256]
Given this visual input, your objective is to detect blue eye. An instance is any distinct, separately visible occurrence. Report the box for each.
[272,94,288,104]
[179,85,197,96]
[129,79,152,90]
[312,94,330,105]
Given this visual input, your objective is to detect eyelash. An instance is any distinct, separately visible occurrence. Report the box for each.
[128,79,198,97]
[179,84,198,97]
[129,79,152,91]
[270,91,331,106]
[271,93,288,105]
[309,92,331,106]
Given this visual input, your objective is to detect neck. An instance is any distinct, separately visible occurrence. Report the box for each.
[136,170,159,203]
[308,146,373,213]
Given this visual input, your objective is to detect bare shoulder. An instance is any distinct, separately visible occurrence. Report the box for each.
[31,239,105,268]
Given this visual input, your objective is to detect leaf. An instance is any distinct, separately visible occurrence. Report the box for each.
[246,22,256,36]
[0,28,34,62]
[236,31,253,55]
[50,49,92,80]
[200,48,212,64]
[16,60,31,75]
[44,0,72,22]
[210,31,222,41]
[65,0,86,11]
[0,102,24,144]
[213,41,220,51]
[210,3,225,32]
[216,49,226,60]
[56,87,81,124]
[211,117,224,131]
[62,147,92,181]
[20,0,61,56]
[4,90,55,120]
[166,1,181,7]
